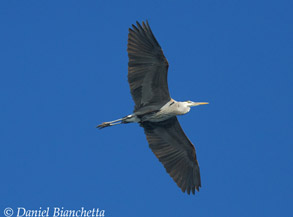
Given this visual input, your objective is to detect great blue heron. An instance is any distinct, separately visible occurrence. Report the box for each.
[98,21,208,195]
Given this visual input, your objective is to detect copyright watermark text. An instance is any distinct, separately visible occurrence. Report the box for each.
[3,207,105,217]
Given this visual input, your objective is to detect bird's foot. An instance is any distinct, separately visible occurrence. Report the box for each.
[96,120,123,129]
[96,122,112,129]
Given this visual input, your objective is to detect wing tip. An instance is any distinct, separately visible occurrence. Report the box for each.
[182,184,200,195]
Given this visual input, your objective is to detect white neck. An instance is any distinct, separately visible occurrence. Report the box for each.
[177,101,191,115]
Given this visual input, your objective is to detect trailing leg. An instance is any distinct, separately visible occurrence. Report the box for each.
[97,114,139,129]
[97,117,123,129]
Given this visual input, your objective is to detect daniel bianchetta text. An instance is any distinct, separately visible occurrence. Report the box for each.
[13,207,105,217]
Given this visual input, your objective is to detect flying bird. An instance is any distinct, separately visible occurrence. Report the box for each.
[97,21,208,195]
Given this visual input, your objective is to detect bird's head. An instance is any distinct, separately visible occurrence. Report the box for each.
[185,100,209,107]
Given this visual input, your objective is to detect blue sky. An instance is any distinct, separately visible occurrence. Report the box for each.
[0,0,292,217]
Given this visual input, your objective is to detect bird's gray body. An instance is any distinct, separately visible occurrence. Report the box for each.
[97,21,208,195]
[123,99,190,124]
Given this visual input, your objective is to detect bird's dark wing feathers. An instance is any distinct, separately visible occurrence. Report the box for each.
[141,117,201,194]
[127,21,171,112]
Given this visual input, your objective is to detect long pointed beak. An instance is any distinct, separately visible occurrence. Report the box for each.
[192,102,209,107]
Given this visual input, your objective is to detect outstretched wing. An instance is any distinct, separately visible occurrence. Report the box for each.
[127,21,171,112]
[141,117,201,194]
